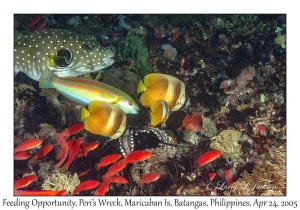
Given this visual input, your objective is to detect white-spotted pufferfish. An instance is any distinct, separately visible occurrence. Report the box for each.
[14,29,114,81]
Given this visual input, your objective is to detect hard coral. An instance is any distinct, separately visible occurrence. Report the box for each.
[200,116,217,138]
[274,35,286,48]
[235,66,256,91]
[210,129,242,164]
[224,148,286,196]
[42,172,80,195]
[183,130,200,145]
[161,44,177,60]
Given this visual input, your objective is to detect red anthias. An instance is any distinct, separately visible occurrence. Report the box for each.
[196,150,221,167]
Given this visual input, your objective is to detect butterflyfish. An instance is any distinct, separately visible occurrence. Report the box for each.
[81,100,127,139]
[137,73,187,111]
[39,68,139,114]
[150,100,170,126]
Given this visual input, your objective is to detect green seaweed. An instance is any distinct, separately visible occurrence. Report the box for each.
[119,36,150,76]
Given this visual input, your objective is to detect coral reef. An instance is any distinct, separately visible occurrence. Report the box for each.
[210,130,242,165]
[39,89,67,125]
[13,14,286,197]
[224,148,286,196]
[129,147,168,195]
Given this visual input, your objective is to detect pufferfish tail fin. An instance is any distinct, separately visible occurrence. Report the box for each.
[137,79,146,94]
[39,68,58,88]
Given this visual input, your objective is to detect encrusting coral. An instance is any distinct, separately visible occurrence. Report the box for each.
[183,130,200,145]
[210,129,242,165]
[200,116,217,138]
[224,148,286,196]
[42,172,80,195]
[38,123,56,140]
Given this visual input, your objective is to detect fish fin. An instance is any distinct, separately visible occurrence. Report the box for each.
[61,163,69,172]
[88,100,106,113]
[47,54,68,68]
[150,101,163,126]
[30,155,37,162]
[181,113,191,127]
[80,106,90,121]
[140,92,155,108]
[55,150,62,161]
[39,68,57,88]
[136,79,146,94]
[112,96,120,104]
[82,145,88,157]
[95,163,101,171]
[185,124,201,132]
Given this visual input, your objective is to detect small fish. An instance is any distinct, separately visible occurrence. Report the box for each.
[56,190,67,196]
[77,148,83,158]
[124,150,152,164]
[180,57,185,68]
[55,139,76,160]
[14,29,114,81]
[15,190,62,196]
[182,113,202,132]
[208,172,217,181]
[78,169,92,177]
[94,180,110,196]
[53,133,68,169]
[14,138,43,154]
[169,31,180,43]
[27,15,41,30]
[72,180,100,195]
[137,172,160,185]
[81,142,99,157]
[196,150,221,167]
[14,175,37,190]
[137,73,187,111]
[95,154,122,171]
[101,159,128,181]
[31,144,53,162]
[224,169,233,185]
[62,139,83,171]
[61,124,84,138]
[106,175,128,184]
[14,151,32,160]
[150,100,170,126]
[39,68,139,114]
[81,100,127,139]
[33,20,47,31]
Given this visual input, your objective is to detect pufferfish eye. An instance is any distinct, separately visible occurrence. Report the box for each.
[83,42,95,52]
[56,49,72,67]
